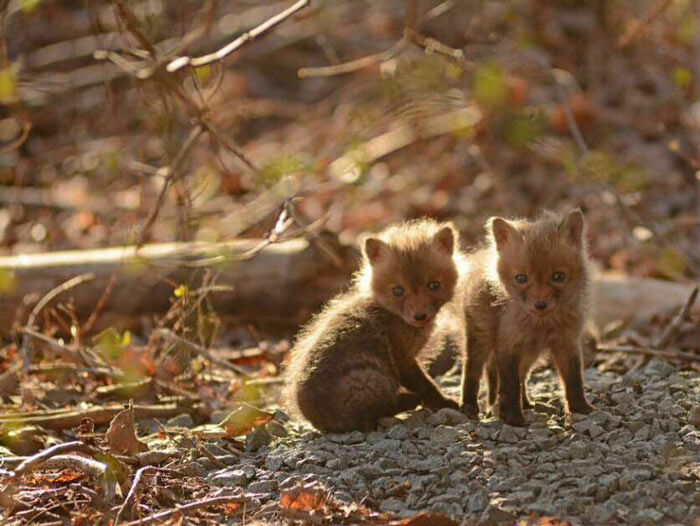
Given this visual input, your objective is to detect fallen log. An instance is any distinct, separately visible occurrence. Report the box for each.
[0,239,697,337]
[0,236,356,336]
[589,272,700,328]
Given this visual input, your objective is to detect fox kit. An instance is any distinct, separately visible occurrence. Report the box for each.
[460,209,594,426]
[284,219,462,432]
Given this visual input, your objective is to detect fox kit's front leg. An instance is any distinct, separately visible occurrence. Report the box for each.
[495,346,526,427]
[400,359,458,410]
[460,332,490,419]
[550,342,593,415]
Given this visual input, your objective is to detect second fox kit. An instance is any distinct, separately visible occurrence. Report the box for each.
[461,209,594,426]
[284,219,462,432]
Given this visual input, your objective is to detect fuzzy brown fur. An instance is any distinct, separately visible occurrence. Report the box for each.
[460,209,594,426]
[284,219,463,432]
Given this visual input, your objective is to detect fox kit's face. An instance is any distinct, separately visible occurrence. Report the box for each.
[490,210,587,319]
[364,225,458,328]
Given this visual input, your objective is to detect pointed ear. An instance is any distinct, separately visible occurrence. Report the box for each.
[433,223,456,255]
[364,237,390,265]
[560,209,585,246]
[489,217,518,251]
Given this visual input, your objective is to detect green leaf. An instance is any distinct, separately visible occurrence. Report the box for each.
[174,284,190,298]
[673,67,693,89]
[20,0,42,13]
[0,68,18,105]
[473,62,508,109]
[0,269,16,292]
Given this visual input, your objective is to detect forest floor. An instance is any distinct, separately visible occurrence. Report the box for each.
[2,0,700,524]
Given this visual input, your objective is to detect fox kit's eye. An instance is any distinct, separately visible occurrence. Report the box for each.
[428,281,440,292]
[392,286,405,297]
[552,272,566,282]
[515,274,528,284]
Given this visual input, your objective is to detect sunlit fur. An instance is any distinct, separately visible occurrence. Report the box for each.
[284,219,464,432]
[488,209,590,324]
[358,220,463,327]
[460,209,594,426]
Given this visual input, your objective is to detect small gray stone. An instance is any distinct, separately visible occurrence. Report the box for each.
[499,425,519,443]
[426,408,469,426]
[588,423,605,438]
[430,425,459,444]
[166,413,194,428]
[569,441,589,459]
[379,497,406,513]
[211,468,248,487]
[266,420,287,437]
[387,424,409,440]
[329,430,365,444]
[246,427,272,452]
[247,480,278,494]
[265,456,284,472]
[633,508,665,523]
[643,358,676,378]
[688,405,700,428]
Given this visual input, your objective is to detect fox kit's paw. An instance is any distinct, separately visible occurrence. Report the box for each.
[396,392,421,412]
[569,400,594,415]
[437,397,460,411]
[461,403,480,420]
[500,409,526,427]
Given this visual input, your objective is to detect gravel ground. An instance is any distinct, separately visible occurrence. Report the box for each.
[206,358,700,525]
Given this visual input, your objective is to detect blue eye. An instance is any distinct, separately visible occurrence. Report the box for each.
[428,281,440,292]
[393,286,405,297]
[515,274,528,284]
[552,272,566,282]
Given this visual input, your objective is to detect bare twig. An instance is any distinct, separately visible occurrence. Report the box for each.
[202,121,259,173]
[298,41,408,78]
[122,495,248,526]
[298,0,466,79]
[137,125,205,246]
[110,0,157,57]
[20,327,111,371]
[0,402,199,431]
[83,272,118,334]
[166,0,310,73]
[155,328,251,377]
[654,285,699,349]
[552,69,589,154]
[24,273,95,332]
[114,466,157,524]
[15,441,92,475]
[18,454,107,477]
[617,0,673,48]
[597,344,700,364]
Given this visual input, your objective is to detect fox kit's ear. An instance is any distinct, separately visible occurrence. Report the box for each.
[433,224,456,255]
[364,237,390,265]
[560,209,585,246]
[489,217,518,251]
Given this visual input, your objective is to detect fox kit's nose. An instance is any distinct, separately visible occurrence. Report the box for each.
[534,301,548,310]
[413,312,427,321]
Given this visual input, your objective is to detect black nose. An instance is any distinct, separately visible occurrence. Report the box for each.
[535,301,548,310]
[413,312,427,321]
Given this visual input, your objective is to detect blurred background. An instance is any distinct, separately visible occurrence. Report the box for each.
[1,0,698,281]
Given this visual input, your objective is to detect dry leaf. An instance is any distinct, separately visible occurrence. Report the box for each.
[396,513,460,526]
[219,402,274,437]
[105,406,148,455]
[281,489,328,511]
